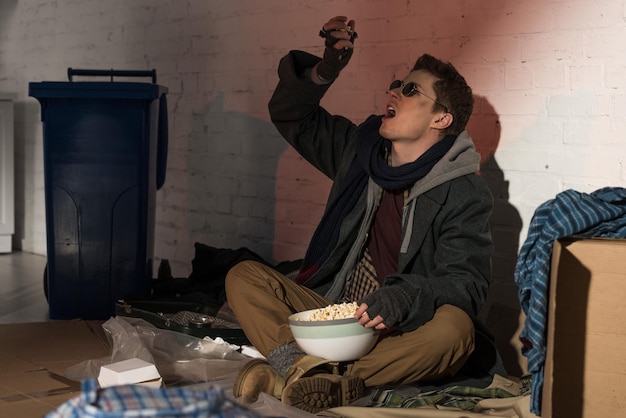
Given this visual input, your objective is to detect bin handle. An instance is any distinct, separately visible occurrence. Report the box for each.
[156,94,168,190]
[67,68,157,84]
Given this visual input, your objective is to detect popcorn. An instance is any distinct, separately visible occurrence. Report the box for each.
[299,302,359,321]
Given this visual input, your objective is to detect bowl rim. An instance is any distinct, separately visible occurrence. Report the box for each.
[288,308,360,327]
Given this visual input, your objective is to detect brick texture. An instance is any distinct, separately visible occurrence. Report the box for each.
[2,1,626,322]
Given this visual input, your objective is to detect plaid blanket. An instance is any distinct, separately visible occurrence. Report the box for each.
[45,379,260,418]
[366,374,531,410]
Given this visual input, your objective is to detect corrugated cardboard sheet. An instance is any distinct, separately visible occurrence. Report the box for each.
[0,320,110,417]
[543,237,626,418]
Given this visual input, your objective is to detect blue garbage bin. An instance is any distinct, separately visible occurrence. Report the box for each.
[29,68,168,320]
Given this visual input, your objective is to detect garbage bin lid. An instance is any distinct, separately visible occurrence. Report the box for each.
[28,81,168,100]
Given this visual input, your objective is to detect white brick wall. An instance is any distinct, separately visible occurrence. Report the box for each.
[1,0,626,313]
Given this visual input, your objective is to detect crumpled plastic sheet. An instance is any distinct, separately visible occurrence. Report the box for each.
[65,316,250,386]
[64,316,319,417]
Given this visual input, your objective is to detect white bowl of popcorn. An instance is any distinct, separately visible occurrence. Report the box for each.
[288,302,378,362]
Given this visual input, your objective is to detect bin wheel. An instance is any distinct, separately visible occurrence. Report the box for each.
[43,263,49,302]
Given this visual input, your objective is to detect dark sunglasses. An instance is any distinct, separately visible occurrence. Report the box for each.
[389,80,449,113]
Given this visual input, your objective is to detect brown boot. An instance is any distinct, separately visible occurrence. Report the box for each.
[233,355,332,402]
[281,356,365,414]
[233,355,365,413]
[232,359,285,402]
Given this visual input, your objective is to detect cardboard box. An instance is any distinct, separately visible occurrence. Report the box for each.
[542,237,626,418]
[0,320,110,417]
[98,358,162,388]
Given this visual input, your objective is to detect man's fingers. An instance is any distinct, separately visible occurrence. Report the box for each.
[347,19,356,32]
[324,15,349,30]
[362,314,386,329]
[323,16,354,36]
[332,39,354,51]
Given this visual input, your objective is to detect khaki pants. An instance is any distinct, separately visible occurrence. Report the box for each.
[225,260,475,387]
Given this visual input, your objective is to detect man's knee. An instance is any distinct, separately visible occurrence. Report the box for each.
[225,260,262,295]
[438,303,473,333]
[433,304,474,347]
[430,305,475,373]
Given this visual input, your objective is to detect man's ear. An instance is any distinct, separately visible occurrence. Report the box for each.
[433,112,453,130]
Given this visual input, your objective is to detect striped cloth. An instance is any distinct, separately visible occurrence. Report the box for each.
[514,187,626,415]
[45,380,260,418]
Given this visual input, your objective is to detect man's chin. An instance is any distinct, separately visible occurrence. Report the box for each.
[378,124,393,141]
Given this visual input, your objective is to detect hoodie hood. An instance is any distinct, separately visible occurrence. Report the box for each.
[407,130,480,202]
[398,130,481,254]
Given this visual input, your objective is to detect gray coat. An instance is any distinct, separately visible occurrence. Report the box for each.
[268,50,494,334]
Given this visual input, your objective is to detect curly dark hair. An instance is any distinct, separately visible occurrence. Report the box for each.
[412,54,474,136]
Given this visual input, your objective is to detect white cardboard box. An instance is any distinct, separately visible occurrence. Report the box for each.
[98,358,162,389]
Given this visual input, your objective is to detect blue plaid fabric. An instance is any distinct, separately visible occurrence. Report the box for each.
[514,187,626,415]
[45,380,260,418]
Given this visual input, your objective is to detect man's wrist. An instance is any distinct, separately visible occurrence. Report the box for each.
[311,63,332,85]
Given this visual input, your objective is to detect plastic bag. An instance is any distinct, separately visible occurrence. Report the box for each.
[65,316,250,386]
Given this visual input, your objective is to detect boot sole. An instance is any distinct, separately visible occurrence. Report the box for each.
[282,373,364,413]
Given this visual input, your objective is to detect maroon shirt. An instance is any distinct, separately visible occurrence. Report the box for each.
[367,189,405,284]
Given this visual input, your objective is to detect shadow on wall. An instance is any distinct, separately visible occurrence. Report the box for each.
[0,0,17,29]
[186,94,287,263]
[468,95,525,377]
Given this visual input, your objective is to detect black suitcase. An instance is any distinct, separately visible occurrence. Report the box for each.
[115,299,250,346]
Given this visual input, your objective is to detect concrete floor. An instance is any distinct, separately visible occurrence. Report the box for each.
[0,251,49,324]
